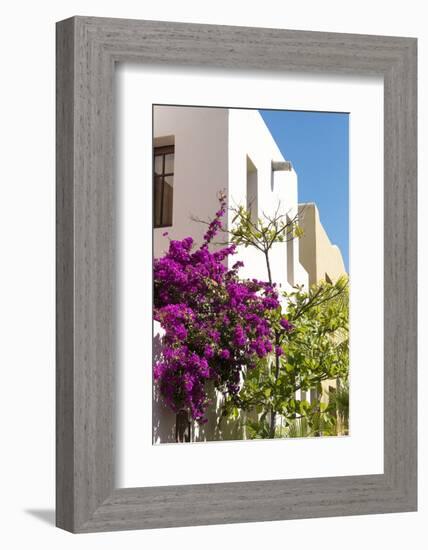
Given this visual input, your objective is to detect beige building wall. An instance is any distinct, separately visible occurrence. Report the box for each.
[297,203,348,419]
[298,203,347,286]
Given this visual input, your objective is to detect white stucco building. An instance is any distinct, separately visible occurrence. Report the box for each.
[153,105,308,290]
[152,106,309,443]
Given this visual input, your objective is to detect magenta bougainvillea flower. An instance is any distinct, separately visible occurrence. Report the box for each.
[153,194,291,422]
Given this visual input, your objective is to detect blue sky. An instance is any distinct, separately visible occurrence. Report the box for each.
[259,110,349,272]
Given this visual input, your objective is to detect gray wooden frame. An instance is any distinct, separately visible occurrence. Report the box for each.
[56,16,417,533]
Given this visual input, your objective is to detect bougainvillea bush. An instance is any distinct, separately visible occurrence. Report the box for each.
[153,194,292,423]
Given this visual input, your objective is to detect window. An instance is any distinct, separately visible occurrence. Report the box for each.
[154,145,174,227]
[286,215,295,286]
[246,156,258,224]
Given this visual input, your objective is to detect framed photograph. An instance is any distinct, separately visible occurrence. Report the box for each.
[56,16,417,533]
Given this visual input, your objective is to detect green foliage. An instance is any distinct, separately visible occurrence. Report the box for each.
[218,204,350,438]
[284,412,336,438]
[326,379,349,435]
[227,277,349,432]
[220,277,349,438]
[230,205,302,251]
[245,416,271,439]
[229,204,301,284]
[245,406,343,439]
[283,276,349,389]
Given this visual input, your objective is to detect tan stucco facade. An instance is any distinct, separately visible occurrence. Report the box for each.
[297,203,348,419]
[298,203,347,287]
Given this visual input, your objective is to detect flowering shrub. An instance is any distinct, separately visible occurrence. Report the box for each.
[153,194,291,422]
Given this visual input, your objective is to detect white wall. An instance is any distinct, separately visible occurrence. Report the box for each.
[153,106,308,291]
[228,108,309,291]
[0,1,425,550]
[153,106,229,258]
[152,107,308,442]
[153,106,233,443]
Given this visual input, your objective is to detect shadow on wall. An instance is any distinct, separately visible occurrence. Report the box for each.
[194,383,246,443]
[152,333,247,444]
[152,333,177,444]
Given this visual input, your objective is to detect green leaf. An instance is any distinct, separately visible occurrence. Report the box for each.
[285,362,294,373]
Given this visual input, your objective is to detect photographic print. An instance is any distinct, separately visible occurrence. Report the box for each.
[152,105,349,444]
[55,18,416,531]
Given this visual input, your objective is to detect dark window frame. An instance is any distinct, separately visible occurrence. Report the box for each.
[153,144,174,228]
